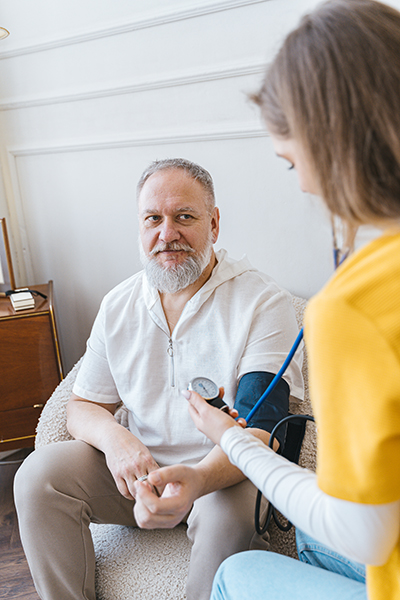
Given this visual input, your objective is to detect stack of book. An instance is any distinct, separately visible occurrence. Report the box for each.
[9,290,35,311]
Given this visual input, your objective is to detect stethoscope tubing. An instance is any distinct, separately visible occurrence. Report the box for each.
[244,328,304,423]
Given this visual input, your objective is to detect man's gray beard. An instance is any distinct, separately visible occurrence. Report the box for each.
[140,239,213,294]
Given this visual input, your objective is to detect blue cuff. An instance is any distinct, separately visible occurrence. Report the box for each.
[234,371,290,448]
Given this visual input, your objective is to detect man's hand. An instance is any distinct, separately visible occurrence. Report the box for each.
[103,427,160,501]
[182,389,246,446]
[67,395,160,501]
[133,464,201,529]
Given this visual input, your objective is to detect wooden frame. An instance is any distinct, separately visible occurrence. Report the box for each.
[0,218,16,292]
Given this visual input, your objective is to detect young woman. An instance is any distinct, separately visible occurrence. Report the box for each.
[179,1,400,598]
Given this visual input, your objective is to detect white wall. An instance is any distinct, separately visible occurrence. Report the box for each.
[0,0,390,373]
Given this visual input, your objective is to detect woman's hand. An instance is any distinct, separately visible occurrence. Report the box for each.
[182,388,246,446]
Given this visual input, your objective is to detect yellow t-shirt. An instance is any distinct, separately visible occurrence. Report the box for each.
[305,231,400,600]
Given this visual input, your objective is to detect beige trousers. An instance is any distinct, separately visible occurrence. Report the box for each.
[14,440,268,600]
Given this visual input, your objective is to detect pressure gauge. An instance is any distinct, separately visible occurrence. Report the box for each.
[189,376,219,400]
[188,377,229,412]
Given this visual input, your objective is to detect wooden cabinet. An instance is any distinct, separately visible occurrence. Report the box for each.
[0,281,63,450]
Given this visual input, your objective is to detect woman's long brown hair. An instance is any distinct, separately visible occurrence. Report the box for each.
[253,0,400,227]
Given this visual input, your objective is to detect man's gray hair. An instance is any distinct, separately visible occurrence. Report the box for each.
[136,158,215,213]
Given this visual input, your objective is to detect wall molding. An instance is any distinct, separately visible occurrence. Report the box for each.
[0,60,266,111]
[0,0,269,60]
[8,125,268,158]
[5,153,35,284]
[7,122,269,284]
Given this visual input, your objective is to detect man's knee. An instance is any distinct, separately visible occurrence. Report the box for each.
[14,440,98,513]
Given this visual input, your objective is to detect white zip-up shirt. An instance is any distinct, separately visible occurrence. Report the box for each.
[74,249,303,467]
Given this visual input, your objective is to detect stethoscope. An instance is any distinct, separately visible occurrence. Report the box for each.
[189,221,355,534]
[251,223,354,535]
[189,219,355,423]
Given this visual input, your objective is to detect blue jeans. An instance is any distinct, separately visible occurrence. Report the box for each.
[296,530,366,583]
[210,530,367,600]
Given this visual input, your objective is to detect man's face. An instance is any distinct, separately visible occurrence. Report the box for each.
[138,169,219,292]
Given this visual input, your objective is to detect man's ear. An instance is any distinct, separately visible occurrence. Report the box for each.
[211,207,220,244]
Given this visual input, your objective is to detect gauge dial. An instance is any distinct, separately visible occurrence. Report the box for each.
[188,377,219,401]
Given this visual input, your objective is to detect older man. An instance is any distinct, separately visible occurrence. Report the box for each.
[15,158,303,600]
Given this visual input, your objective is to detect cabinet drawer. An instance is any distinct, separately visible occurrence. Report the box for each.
[0,313,60,411]
[0,405,44,447]
[0,281,63,451]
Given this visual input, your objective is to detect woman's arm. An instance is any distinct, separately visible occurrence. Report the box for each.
[185,390,400,566]
[221,426,400,566]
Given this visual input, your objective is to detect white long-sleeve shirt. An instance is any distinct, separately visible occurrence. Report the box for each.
[221,426,400,566]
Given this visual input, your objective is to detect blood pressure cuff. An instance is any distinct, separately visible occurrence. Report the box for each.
[234,371,290,449]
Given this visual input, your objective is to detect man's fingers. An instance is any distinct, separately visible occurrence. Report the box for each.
[136,483,176,511]
[135,481,164,507]
[115,470,161,501]
[134,480,188,527]
[136,474,161,497]
[115,476,135,501]
[147,464,186,489]
[134,483,178,527]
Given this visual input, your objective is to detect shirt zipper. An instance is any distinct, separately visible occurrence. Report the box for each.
[167,338,175,388]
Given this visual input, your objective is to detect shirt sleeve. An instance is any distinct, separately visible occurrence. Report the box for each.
[72,301,121,404]
[220,426,400,566]
[238,290,304,401]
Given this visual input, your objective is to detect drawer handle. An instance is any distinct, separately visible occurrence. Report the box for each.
[33,404,44,409]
